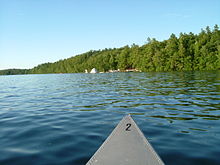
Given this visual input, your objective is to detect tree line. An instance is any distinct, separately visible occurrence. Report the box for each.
[1,25,219,75]
[0,69,29,75]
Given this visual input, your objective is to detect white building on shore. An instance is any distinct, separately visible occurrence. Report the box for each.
[90,68,99,73]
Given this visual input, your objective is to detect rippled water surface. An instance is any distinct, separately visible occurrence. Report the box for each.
[0,72,220,165]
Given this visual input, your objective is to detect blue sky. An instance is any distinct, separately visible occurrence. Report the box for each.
[0,0,219,70]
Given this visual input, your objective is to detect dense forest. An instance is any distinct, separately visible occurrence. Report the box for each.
[1,25,220,75]
[0,69,29,75]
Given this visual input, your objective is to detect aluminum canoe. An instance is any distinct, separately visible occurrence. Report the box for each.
[86,114,164,165]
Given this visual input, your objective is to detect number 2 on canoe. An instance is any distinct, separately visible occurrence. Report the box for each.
[126,123,131,131]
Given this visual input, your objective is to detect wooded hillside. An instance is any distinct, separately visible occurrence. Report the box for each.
[1,25,220,75]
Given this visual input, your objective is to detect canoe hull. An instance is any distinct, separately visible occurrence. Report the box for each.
[86,115,164,165]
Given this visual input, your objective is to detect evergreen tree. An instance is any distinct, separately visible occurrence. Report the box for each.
[1,25,219,75]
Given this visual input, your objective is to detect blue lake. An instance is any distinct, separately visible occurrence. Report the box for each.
[0,71,220,165]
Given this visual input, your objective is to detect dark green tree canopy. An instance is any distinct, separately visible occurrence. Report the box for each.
[1,25,219,75]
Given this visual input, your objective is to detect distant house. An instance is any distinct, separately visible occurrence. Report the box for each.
[109,69,120,73]
[125,69,141,72]
[90,68,99,73]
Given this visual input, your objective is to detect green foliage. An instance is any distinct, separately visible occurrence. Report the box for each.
[1,25,219,75]
[0,69,29,75]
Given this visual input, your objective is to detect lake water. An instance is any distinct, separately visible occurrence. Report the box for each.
[0,72,220,165]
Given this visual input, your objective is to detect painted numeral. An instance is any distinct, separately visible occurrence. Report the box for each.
[126,123,131,131]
